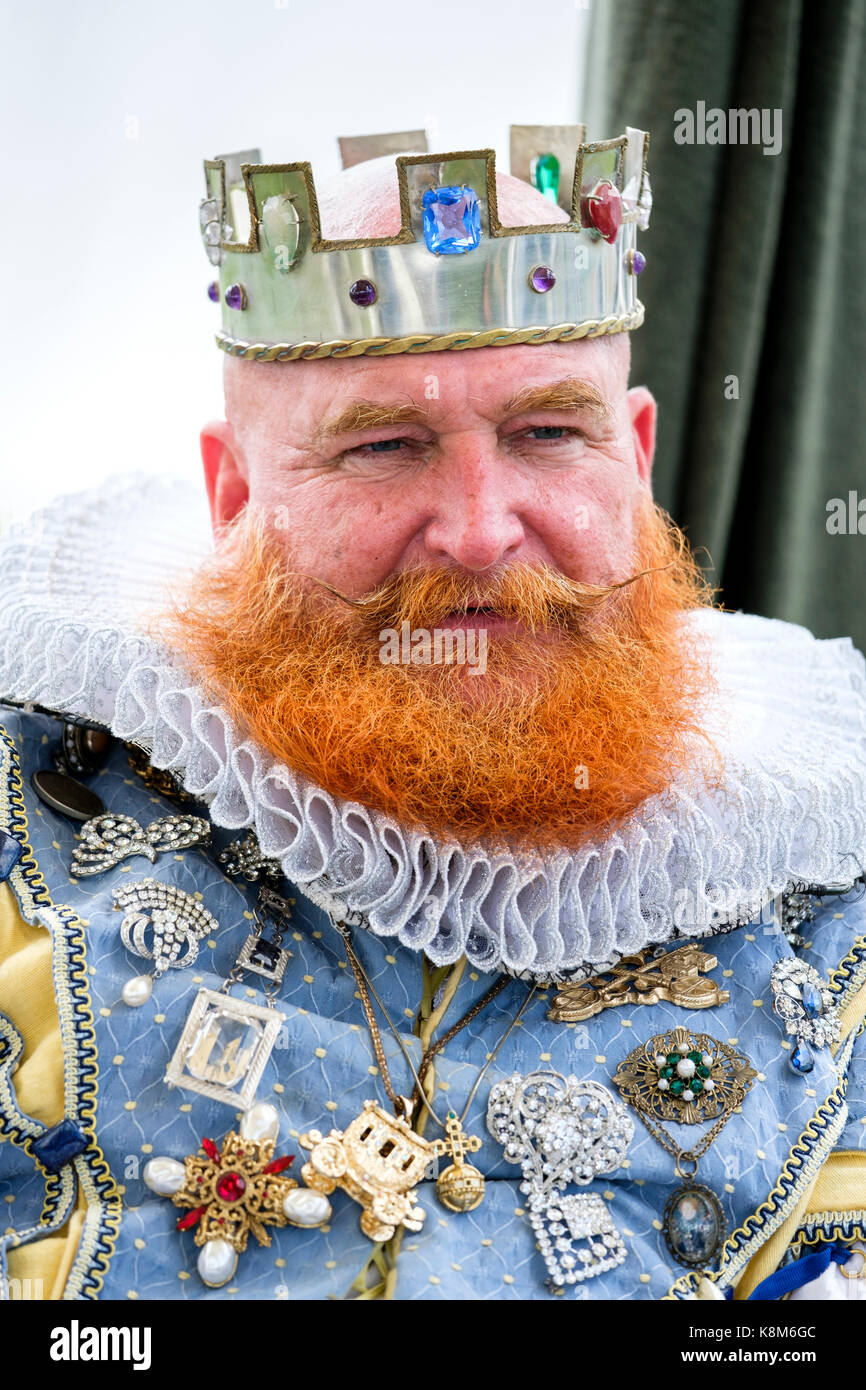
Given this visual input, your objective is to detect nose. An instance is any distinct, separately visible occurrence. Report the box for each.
[421,443,526,571]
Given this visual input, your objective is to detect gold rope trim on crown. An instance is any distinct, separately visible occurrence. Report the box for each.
[215,305,645,362]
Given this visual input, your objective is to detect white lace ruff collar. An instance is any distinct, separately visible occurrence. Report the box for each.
[1,473,865,980]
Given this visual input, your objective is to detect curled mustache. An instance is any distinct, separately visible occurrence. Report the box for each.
[159,500,719,849]
[307,540,687,640]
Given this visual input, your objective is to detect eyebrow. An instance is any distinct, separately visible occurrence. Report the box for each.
[314,375,612,445]
[314,399,428,444]
[503,377,612,421]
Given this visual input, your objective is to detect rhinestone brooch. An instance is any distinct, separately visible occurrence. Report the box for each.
[112,878,219,1007]
[71,812,210,876]
[770,957,841,1075]
[487,1071,633,1291]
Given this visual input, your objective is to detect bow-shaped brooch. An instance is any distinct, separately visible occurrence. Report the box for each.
[70,812,211,876]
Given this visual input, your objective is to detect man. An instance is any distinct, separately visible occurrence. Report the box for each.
[0,127,864,1303]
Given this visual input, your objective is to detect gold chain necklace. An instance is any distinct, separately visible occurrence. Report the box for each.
[298,918,534,1235]
[338,921,537,1210]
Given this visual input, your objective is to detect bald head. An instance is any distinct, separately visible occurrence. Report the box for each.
[206,151,648,593]
[219,150,633,414]
[315,150,571,240]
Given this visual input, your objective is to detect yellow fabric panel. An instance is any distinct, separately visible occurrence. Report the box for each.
[7,1205,86,1301]
[837,982,866,1049]
[734,1150,866,1298]
[0,880,85,1300]
[807,1150,866,1211]
[734,966,866,1300]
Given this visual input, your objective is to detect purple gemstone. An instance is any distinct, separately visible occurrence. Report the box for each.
[349,278,377,307]
[629,249,646,276]
[225,282,246,311]
[529,265,556,294]
[207,280,219,303]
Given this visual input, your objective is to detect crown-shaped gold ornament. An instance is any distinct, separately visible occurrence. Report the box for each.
[199,123,651,362]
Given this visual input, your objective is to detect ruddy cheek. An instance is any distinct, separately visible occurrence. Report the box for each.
[537,490,630,584]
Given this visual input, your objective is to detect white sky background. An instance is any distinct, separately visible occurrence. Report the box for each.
[0,0,589,527]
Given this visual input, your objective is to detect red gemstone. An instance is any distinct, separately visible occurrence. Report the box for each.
[176,1205,208,1231]
[583,181,622,243]
[262,1154,294,1175]
[215,1171,247,1203]
[202,1137,220,1162]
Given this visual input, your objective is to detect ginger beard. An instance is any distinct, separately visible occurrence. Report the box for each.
[163,499,718,850]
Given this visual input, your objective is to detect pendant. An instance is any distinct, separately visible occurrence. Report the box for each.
[300,1099,433,1241]
[487,1072,633,1291]
[432,1111,484,1213]
[548,944,730,1023]
[71,811,210,876]
[112,879,219,1007]
[143,1103,331,1287]
[164,988,285,1110]
[613,1026,757,1124]
[662,1182,726,1268]
[236,932,292,986]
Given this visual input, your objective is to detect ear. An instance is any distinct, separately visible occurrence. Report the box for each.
[200,421,249,533]
[626,385,656,488]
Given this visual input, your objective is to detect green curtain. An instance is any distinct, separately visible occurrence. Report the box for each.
[584,0,866,650]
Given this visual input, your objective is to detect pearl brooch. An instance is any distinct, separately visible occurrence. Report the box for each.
[143,1122,329,1288]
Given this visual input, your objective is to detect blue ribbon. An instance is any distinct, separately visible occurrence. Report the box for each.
[746,1243,853,1300]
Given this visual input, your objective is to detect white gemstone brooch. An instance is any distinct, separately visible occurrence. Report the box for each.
[770,957,841,1075]
[486,1071,633,1291]
[112,878,219,1007]
[71,811,210,876]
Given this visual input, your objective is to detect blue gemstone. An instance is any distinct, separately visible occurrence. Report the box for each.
[801,982,823,1017]
[422,185,481,255]
[0,827,22,882]
[789,1041,815,1074]
[31,1118,88,1172]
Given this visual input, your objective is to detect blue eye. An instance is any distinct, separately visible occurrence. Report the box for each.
[366,438,404,452]
[530,426,566,440]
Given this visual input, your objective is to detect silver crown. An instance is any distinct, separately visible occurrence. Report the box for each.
[200,124,651,363]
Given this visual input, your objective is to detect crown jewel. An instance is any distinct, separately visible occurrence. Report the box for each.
[200,124,651,362]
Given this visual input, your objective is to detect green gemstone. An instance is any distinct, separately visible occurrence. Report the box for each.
[532,152,560,204]
[688,1051,703,1064]
[667,1053,680,1066]
[660,1066,674,1080]
[689,1077,704,1093]
[670,1079,685,1096]
[697,1065,710,1079]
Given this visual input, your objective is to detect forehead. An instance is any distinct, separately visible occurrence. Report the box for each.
[224,336,630,434]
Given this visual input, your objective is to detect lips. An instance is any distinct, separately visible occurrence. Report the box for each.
[449,605,500,619]
[437,604,513,633]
